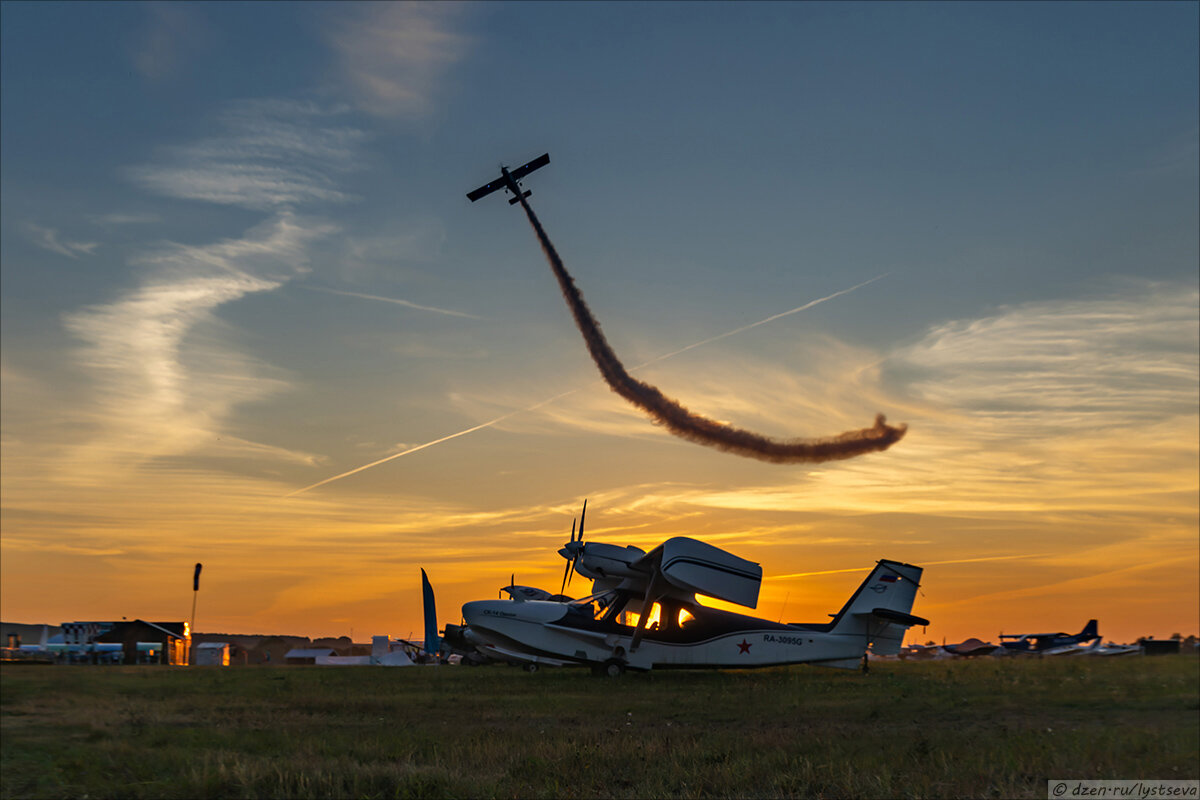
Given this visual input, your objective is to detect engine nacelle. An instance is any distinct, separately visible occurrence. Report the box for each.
[573,542,646,581]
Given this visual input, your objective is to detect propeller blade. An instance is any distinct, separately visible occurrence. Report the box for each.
[578,499,587,543]
[560,556,572,596]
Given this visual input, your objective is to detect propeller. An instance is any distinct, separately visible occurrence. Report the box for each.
[559,519,576,596]
[557,499,588,595]
[568,499,587,588]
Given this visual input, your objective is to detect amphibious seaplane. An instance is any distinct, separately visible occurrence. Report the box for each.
[466,153,550,205]
[459,503,929,675]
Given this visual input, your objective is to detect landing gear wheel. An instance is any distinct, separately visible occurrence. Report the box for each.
[601,658,625,677]
[523,662,540,673]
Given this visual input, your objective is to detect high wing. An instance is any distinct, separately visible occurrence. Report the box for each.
[506,152,550,182]
[465,177,506,203]
[466,153,550,202]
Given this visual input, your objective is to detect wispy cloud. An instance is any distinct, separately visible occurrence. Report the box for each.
[897,281,1200,429]
[25,223,99,258]
[127,99,366,210]
[87,213,160,226]
[61,213,333,482]
[131,3,211,82]
[324,2,470,118]
[1,536,126,558]
[626,279,1200,519]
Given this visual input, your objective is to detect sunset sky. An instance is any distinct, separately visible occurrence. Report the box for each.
[2,2,1196,646]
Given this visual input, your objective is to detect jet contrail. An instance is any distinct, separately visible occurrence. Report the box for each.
[285,389,579,497]
[638,274,889,367]
[770,554,1046,581]
[300,286,480,319]
[513,192,906,463]
[287,276,881,495]
[288,255,890,494]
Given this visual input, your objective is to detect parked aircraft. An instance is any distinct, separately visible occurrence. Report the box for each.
[466,153,550,206]
[998,619,1099,654]
[940,637,999,657]
[459,504,929,675]
[1084,641,1141,657]
[896,643,944,661]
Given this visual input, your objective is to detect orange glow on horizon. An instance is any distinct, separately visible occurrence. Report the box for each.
[2,285,1195,647]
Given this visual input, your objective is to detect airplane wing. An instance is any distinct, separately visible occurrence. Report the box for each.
[507,152,550,182]
[466,177,506,202]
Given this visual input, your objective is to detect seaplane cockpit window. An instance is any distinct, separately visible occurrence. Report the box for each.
[678,607,697,628]
[569,591,616,620]
[623,602,663,631]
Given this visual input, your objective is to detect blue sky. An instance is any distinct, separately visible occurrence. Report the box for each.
[2,2,1197,640]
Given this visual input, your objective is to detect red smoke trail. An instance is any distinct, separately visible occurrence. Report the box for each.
[514,194,907,463]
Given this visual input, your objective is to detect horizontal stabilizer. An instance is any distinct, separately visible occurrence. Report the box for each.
[855,608,930,627]
[508,190,532,205]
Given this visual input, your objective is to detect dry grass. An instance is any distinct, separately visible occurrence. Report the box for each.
[2,656,1197,799]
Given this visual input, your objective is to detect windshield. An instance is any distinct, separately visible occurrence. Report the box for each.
[568,591,619,620]
[569,590,615,608]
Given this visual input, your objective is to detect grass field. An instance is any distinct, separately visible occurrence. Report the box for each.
[2,656,1197,799]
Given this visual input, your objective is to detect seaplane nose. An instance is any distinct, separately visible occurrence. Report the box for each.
[463,598,569,629]
[462,599,518,628]
[461,600,490,627]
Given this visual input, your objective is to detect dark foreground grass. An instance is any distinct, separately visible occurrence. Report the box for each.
[2,656,1197,799]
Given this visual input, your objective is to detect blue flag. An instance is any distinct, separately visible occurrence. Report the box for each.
[420,569,440,660]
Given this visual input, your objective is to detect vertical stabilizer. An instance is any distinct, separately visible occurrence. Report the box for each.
[828,560,926,655]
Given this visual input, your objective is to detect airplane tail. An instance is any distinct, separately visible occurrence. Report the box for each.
[1080,619,1099,640]
[828,560,927,656]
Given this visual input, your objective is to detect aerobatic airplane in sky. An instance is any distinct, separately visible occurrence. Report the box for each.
[466,153,550,205]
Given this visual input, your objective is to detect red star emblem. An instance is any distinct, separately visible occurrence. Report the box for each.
[737,639,752,654]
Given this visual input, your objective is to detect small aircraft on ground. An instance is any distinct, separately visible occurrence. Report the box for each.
[1083,640,1141,657]
[940,637,999,657]
[997,619,1099,654]
[466,153,550,206]
[457,502,929,675]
